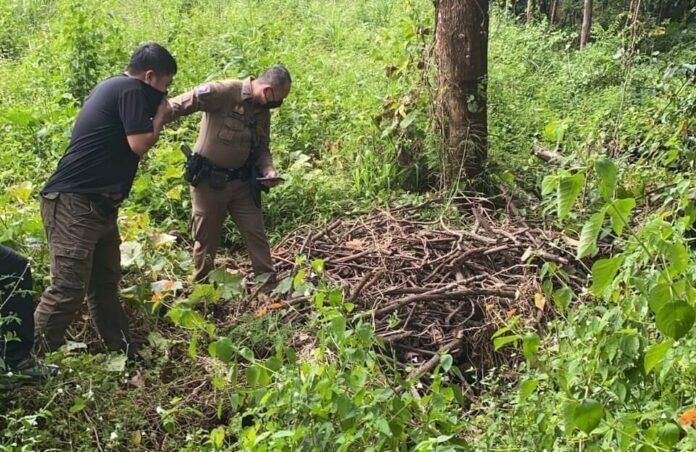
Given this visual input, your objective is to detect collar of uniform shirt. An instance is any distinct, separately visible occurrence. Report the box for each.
[241,76,255,101]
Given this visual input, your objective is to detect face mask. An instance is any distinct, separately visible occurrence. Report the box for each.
[264,100,283,109]
[140,82,167,115]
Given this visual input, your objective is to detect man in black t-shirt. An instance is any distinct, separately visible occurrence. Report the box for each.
[35,43,177,356]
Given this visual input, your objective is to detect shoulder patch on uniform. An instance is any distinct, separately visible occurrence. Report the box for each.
[196,85,211,96]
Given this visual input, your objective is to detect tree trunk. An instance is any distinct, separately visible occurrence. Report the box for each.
[435,0,489,185]
[526,0,534,22]
[580,0,592,48]
[549,0,559,26]
[628,0,641,56]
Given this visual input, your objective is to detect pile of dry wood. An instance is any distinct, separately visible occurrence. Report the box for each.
[266,196,581,383]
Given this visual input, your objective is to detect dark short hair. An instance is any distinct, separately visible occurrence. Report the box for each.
[258,65,292,88]
[126,43,178,76]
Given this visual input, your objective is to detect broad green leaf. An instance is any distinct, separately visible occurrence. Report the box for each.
[655,300,695,339]
[491,316,521,339]
[210,426,226,449]
[311,258,326,274]
[375,418,392,436]
[544,120,568,143]
[188,330,199,358]
[209,337,234,364]
[493,334,521,351]
[644,340,673,374]
[553,287,573,312]
[69,397,87,414]
[8,181,33,203]
[589,257,623,296]
[595,157,618,201]
[106,355,127,373]
[522,333,540,360]
[571,399,605,434]
[272,276,293,295]
[399,111,416,129]
[541,174,559,196]
[167,306,206,330]
[667,242,689,275]
[648,284,673,314]
[208,268,244,299]
[120,241,144,268]
[3,108,39,126]
[189,284,222,304]
[518,378,539,403]
[293,269,307,289]
[557,173,585,220]
[246,365,261,386]
[577,211,605,258]
[440,354,453,372]
[619,334,640,358]
[330,316,346,339]
[657,422,680,448]
[238,346,254,362]
[607,198,636,236]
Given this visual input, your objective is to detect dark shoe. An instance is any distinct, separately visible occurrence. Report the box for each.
[7,356,59,385]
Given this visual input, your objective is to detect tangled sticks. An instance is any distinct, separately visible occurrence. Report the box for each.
[268,198,578,383]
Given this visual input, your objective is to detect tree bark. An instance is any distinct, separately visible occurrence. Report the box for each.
[628,0,641,56]
[580,0,592,48]
[435,0,489,185]
[526,0,534,22]
[549,0,559,26]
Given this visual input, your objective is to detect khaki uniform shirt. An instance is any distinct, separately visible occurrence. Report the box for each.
[169,77,273,171]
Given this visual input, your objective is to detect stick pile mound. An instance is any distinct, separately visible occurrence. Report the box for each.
[269,197,580,381]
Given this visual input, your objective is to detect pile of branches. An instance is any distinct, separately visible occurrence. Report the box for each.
[268,196,583,384]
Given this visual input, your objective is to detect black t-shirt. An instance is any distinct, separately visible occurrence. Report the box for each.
[42,74,166,196]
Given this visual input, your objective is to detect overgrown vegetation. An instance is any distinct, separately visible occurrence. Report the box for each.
[1,0,695,449]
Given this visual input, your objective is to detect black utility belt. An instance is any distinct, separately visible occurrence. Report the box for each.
[184,151,254,189]
[209,165,251,181]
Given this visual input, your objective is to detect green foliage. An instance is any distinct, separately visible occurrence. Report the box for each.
[2,1,695,450]
[466,6,696,451]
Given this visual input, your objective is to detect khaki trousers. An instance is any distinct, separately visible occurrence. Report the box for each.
[191,179,274,281]
[35,193,130,354]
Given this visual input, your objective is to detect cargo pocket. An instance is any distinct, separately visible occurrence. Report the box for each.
[217,115,247,144]
[51,244,90,290]
[40,193,59,229]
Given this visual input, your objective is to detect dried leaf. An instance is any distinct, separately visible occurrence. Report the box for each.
[534,293,546,311]
[345,239,364,250]
[129,370,146,388]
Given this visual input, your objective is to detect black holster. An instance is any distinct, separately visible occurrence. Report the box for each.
[184,153,209,187]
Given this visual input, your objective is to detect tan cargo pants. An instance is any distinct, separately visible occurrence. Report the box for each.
[191,179,274,281]
[35,193,130,354]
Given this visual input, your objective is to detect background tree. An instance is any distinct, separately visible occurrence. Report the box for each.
[435,0,489,186]
[580,0,592,48]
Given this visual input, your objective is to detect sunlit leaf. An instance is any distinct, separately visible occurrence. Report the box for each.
[209,337,234,364]
[210,426,226,449]
[557,173,584,220]
[655,300,695,339]
[589,257,623,296]
[644,340,673,374]
[518,378,539,403]
[607,198,635,236]
[493,334,521,351]
[595,157,618,201]
[578,211,605,258]
[570,399,605,434]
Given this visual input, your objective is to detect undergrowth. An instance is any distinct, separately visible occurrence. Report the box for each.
[1,0,695,449]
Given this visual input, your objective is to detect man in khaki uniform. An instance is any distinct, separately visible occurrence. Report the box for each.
[168,66,291,282]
